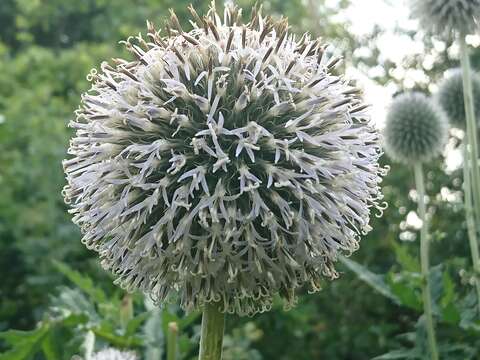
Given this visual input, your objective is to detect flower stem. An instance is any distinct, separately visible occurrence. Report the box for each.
[167,322,178,360]
[198,302,225,360]
[459,34,480,226]
[413,162,439,360]
[463,144,480,313]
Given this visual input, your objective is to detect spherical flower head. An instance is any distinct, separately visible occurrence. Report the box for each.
[63,4,386,316]
[91,348,137,360]
[437,68,480,128]
[410,0,480,37]
[384,92,449,164]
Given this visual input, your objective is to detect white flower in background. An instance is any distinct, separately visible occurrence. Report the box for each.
[91,348,137,360]
[63,3,386,316]
[411,0,480,36]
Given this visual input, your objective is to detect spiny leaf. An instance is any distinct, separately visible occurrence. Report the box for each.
[372,348,421,359]
[52,260,107,303]
[340,256,401,304]
[125,312,150,336]
[50,287,99,323]
[385,272,422,311]
[0,325,49,360]
[392,242,420,272]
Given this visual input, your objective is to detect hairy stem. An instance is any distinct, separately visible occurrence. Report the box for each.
[414,162,439,360]
[198,302,225,360]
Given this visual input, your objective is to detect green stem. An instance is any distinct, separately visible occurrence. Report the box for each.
[459,34,480,225]
[463,144,480,313]
[413,163,439,360]
[167,322,178,360]
[198,302,225,360]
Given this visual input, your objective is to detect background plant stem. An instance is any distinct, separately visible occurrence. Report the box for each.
[414,162,439,360]
[167,322,178,360]
[198,302,225,360]
[459,34,480,224]
[463,144,480,313]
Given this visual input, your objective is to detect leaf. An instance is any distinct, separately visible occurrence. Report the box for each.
[92,326,144,348]
[340,256,401,304]
[52,260,106,303]
[392,242,420,273]
[459,291,480,331]
[0,325,49,360]
[440,269,456,307]
[41,328,61,360]
[429,264,444,306]
[50,287,99,324]
[125,312,150,336]
[372,348,421,359]
[439,270,460,324]
[386,272,422,311]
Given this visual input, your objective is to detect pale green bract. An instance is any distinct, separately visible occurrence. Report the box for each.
[383,92,449,164]
[411,0,480,36]
[63,4,386,316]
[436,68,480,128]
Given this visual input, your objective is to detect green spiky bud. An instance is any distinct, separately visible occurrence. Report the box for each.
[383,92,449,164]
[410,0,480,37]
[437,69,480,128]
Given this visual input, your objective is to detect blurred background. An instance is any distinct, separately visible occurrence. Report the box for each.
[1,0,480,359]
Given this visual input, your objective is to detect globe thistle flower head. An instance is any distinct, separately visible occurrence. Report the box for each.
[437,68,480,128]
[63,3,386,316]
[91,348,137,360]
[384,92,449,164]
[410,0,480,37]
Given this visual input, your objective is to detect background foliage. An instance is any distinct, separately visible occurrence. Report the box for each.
[1,0,479,358]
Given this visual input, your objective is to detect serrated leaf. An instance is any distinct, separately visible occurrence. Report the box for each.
[392,242,420,273]
[52,261,106,303]
[92,326,143,348]
[125,312,149,336]
[372,348,421,359]
[386,272,422,311]
[340,256,401,304]
[429,264,444,306]
[0,325,49,360]
[41,328,61,360]
[459,291,480,331]
[439,269,460,324]
[51,287,99,324]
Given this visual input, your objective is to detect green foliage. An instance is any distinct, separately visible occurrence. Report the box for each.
[340,256,402,304]
[0,326,50,360]
[0,262,259,358]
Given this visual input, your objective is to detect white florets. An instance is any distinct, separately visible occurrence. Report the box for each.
[63,4,386,316]
[411,0,480,37]
[91,348,137,360]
